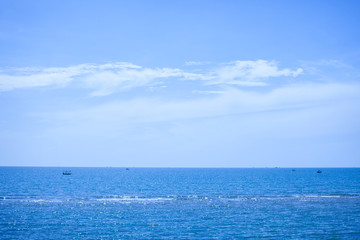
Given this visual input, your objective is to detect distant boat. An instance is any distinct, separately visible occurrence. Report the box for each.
[317,170,322,173]
[63,170,72,175]
[126,168,130,171]
[292,169,296,172]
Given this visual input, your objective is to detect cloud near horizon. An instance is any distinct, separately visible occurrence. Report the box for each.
[0,60,303,95]
[42,82,360,137]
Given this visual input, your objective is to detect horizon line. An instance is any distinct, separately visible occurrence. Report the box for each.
[0,166,359,169]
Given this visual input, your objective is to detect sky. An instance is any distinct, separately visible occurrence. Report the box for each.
[0,0,359,167]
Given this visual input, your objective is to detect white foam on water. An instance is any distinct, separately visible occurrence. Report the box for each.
[1,194,358,205]
[301,195,342,198]
[20,199,63,203]
[95,196,174,203]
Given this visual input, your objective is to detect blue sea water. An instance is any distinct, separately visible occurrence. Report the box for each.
[0,167,359,239]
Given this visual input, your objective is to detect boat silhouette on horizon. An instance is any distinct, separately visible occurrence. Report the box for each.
[62,170,72,175]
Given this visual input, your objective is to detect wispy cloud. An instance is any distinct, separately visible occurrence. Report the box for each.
[83,67,183,96]
[0,62,141,91]
[183,60,303,86]
[0,60,303,95]
[44,82,360,138]
[210,60,303,84]
[0,62,183,96]
[299,59,358,82]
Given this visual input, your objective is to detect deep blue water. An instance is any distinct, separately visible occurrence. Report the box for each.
[0,167,359,239]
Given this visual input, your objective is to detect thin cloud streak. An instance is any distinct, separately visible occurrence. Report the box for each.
[47,82,360,129]
[0,60,303,95]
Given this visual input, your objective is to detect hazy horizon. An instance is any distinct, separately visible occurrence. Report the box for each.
[1,166,359,169]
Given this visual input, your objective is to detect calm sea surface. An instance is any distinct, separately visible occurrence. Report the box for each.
[0,167,359,239]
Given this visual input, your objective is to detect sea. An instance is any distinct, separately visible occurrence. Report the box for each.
[0,167,359,239]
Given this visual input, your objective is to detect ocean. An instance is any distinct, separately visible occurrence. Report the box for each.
[0,167,359,239]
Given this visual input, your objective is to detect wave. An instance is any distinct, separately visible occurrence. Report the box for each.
[94,196,174,203]
[1,194,359,204]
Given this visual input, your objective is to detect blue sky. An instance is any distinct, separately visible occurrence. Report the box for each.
[0,0,359,167]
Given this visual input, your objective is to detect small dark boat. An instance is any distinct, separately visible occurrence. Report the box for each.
[126,168,130,171]
[292,169,296,172]
[63,170,72,175]
[317,170,322,173]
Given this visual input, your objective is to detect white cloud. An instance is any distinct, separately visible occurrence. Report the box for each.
[207,60,303,85]
[0,72,72,90]
[181,60,303,86]
[83,67,183,96]
[0,63,183,95]
[0,62,142,91]
[0,60,303,95]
